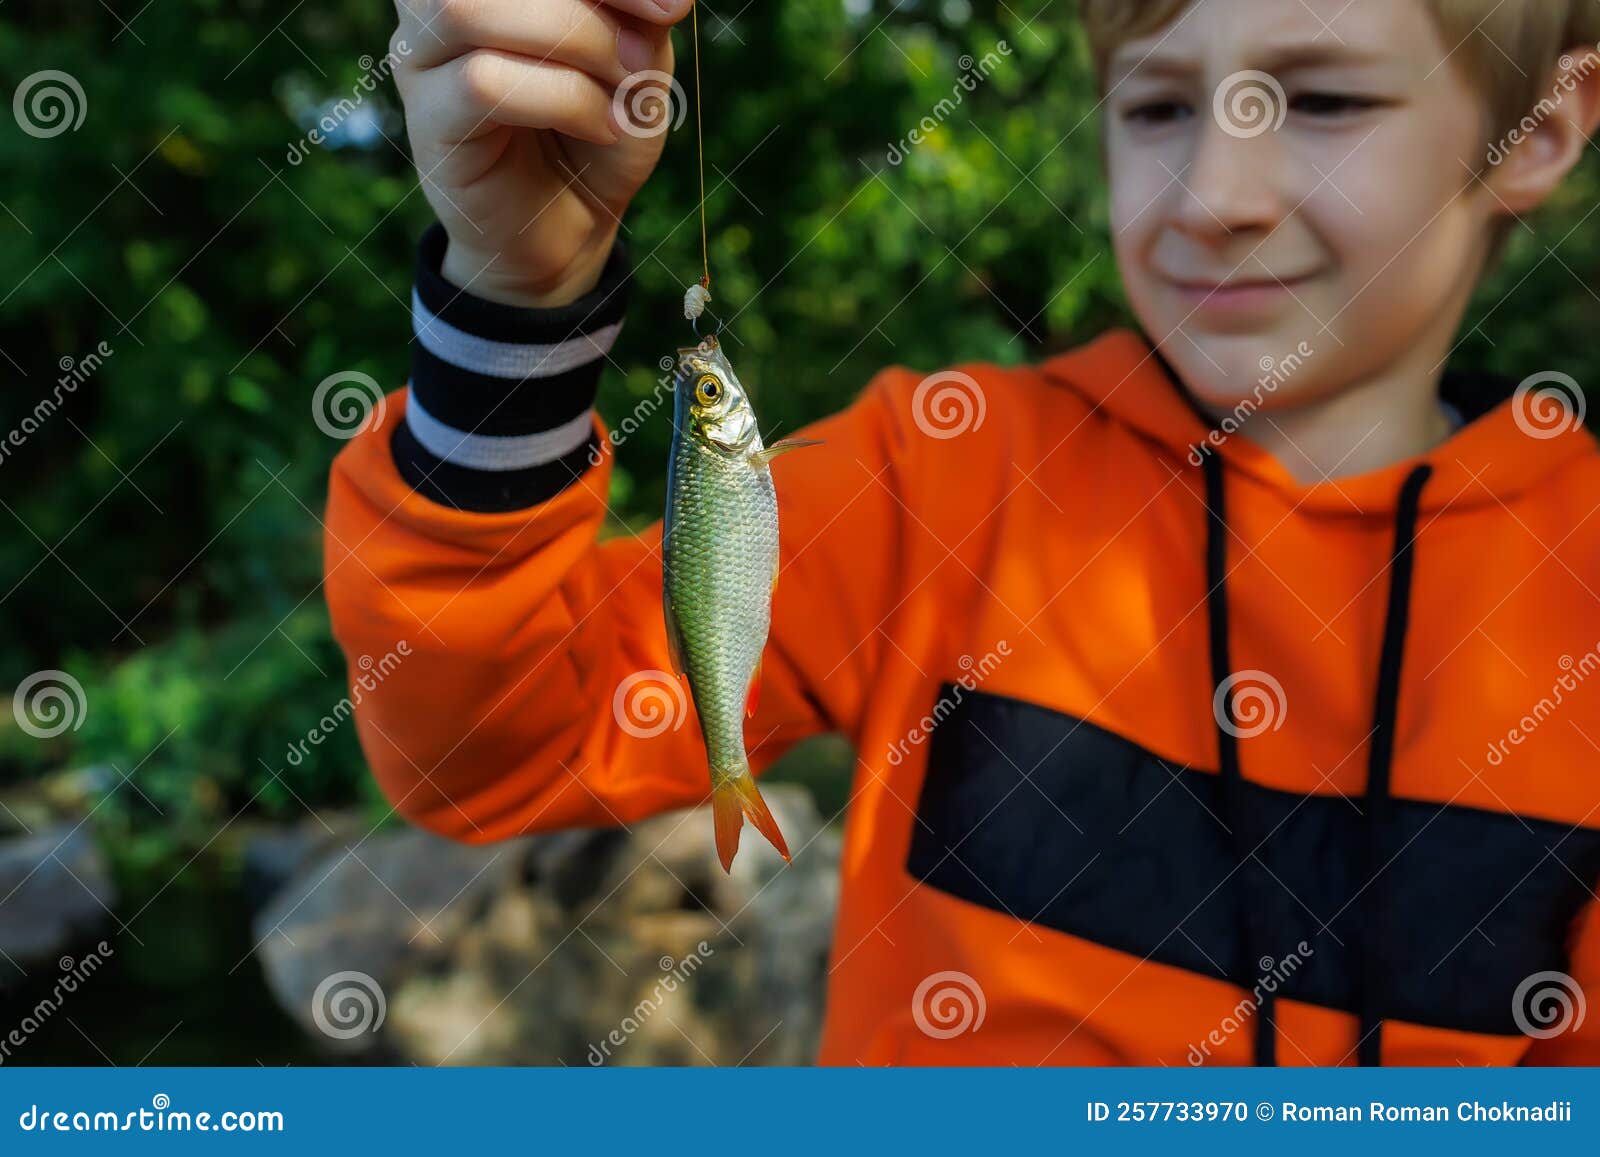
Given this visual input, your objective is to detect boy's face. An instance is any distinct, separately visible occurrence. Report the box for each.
[1105,0,1502,413]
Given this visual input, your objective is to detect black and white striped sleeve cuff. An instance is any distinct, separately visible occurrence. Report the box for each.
[392,223,631,512]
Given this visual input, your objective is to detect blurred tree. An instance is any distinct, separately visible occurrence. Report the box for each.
[0,0,1594,860]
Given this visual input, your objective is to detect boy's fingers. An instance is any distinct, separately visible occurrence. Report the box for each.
[397,0,635,80]
[596,0,694,27]
[417,50,621,146]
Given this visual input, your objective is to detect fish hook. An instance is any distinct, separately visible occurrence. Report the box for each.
[690,306,726,339]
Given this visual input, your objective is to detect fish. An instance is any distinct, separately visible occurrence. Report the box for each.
[663,335,820,871]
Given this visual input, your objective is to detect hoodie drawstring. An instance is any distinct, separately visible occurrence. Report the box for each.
[1356,461,1432,1065]
[1201,449,1278,1065]
[1199,449,1432,1067]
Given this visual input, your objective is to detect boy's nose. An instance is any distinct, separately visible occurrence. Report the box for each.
[1171,116,1286,239]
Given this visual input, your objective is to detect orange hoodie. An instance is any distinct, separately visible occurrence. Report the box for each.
[326,230,1600,1066]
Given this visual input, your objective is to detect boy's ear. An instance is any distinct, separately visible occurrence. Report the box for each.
[1482,44,1600,217]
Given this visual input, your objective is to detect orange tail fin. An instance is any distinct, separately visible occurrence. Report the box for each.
[711,774,791,872]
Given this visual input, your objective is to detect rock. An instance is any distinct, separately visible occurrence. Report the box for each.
[40,765,114,815]
[0,794,53,840]
[0,767,108,837]
[252,825,525,1056]
[0,823,117,983]
[255,785,841,1066]
[383,785,840,1066]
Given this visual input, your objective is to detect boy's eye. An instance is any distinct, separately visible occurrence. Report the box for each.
[1123,100,1193,126]
[1289,92,1381,117]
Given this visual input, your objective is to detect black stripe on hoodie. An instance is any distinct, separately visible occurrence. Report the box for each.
[392,222,632,512]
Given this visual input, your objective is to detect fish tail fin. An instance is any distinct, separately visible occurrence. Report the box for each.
[711,772,791,872]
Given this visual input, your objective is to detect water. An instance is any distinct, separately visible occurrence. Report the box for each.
[1,872,319,1067]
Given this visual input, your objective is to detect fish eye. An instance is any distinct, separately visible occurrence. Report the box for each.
[694,374,722,407]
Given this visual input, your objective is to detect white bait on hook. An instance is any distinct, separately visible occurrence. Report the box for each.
[684,282,712,322]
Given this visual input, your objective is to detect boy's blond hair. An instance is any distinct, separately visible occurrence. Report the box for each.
[1078,0,1600,148]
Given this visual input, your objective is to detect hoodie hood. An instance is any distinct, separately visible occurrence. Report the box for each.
[1039,329,1596,516]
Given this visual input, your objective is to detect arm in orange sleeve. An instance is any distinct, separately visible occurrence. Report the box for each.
[322,227,920,844]
[1519,896,1600,1064]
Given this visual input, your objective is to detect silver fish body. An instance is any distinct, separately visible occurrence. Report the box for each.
[664,349,777,774]
[663,336,801,869]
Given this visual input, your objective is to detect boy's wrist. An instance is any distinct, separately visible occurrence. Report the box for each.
[439,236,616,310]
[414,222,631,346]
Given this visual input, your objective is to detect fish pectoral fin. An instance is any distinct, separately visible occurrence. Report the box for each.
[751,438,824,468]
[745,657,763,719]
[663,593,688,677]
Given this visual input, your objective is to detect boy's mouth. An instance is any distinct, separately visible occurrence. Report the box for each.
[1167,273,1320,316]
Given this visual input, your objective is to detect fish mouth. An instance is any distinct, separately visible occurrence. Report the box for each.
[675,336,733,384]
[676,335,721,359]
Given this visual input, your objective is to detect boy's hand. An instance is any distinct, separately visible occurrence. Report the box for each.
[392,0,691,307]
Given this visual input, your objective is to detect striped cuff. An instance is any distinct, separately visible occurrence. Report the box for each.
[392,223,631,512]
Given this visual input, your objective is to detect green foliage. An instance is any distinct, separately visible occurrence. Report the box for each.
[1,0,1597,856]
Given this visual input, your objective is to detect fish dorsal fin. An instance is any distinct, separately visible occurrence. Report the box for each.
[751,437,823,468]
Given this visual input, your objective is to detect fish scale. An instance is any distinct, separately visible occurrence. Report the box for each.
[665,433,777,773]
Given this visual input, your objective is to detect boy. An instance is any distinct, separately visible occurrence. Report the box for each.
[326,0,1600,1065]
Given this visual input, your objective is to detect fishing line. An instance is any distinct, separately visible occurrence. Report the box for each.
[683,0,722,335]
[692,0,709,291]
